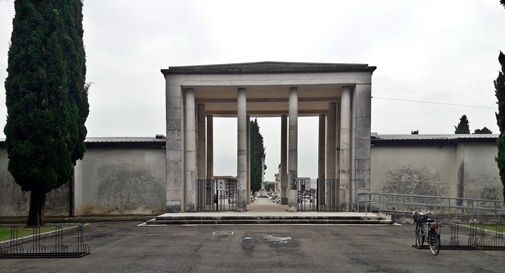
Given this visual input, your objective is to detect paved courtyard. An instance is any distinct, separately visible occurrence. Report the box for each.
[1,222,504,273]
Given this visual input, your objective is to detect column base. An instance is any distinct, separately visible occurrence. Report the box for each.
[166,201,182,213]
[287,189,298,208]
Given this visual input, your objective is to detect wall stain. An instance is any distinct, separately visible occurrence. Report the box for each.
[382,166,447,196]
[97,166,165,214]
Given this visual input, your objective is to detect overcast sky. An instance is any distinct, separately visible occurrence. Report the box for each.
[1,0,505,180]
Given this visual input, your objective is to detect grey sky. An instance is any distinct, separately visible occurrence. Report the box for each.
[1,0,504,180]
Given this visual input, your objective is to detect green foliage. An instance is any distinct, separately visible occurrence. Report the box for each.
[264,181,275,192]
[474,127,493,134]
[250,119,265,192]
[495,51,505,200]
[454,115,470,134]
[4,1,88,225]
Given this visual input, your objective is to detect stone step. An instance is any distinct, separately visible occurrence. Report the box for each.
[144,213,392,225]
[146,219,392,225]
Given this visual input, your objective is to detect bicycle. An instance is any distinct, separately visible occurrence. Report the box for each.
[413,211,441,255]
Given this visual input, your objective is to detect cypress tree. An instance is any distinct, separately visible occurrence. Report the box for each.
[4,0,88,226]
[454,115,470,134]
[250,119,266,192]
[495,52,505,200]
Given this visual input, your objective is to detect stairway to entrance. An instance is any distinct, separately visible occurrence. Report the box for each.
[143,211,392,225]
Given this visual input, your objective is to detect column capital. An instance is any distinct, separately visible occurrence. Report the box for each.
[289,86,298,92]
[341,85,353,92]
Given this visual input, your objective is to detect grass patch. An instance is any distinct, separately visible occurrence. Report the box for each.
[0,225,63,242]
[480,224,505,233]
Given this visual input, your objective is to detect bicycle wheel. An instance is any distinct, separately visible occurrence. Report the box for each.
[415,225,424,249]
[429,232,440,255]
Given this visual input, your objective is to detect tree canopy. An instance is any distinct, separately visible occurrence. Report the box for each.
[495,51,505,201]
[4,0,88,226]
[250,119,266,192]
[474,127,493,134]
[454,115,470,134]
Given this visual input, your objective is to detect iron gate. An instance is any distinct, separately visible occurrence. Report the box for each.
[197,178,238,211]
[297,178,340,211]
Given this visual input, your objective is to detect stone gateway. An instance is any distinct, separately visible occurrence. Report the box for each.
[162,62,375,212]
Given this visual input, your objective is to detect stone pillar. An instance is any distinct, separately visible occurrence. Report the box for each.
[184,88,197,211]
[206,115,213,179]
[288,87,298,208]
[246,115,251,204]
[335,101,341,210]
[318,114,326,208]
[326,102,336,209]
[73,159,83,215]
[280,115,288,205]
[166,78,183,212]
[339,86,352,211]
[197,104,206,180]
[237,88,247,211]
[352,84,371,211]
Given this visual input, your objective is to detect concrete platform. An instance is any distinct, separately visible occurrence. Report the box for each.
[143,211,392,225]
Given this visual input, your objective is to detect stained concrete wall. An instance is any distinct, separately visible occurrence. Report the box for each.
[371,141,503,201]
[0,149,69,217]
[75,147,166,215]
[0,144,166,216]
[462,143,503,200]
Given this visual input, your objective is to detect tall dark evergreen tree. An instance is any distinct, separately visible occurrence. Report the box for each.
[4,0,88,226]
[454,115,470,134]
[495,52,505,200]
[501,0,505,8]
[250,119,265,192]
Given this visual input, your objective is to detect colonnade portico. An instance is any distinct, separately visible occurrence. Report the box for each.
[163,62,375,212]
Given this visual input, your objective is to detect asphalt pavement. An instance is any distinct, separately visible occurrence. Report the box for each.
[1,222,504,273]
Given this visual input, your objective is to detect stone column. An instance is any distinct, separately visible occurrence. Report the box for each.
[73,159,83,215]
[352,84,372,211]
[280,115,288,205]
[237,88,247,211]
[288,87,298,208]
[326,102,336,209]
[335,101,341,210]
[184,88,197,211]
[166,77,183,212]
[318,114,326,208]
[246,115,251,204]
[206,115,213,179]
[339,86,352,211]
[197,104,206,180]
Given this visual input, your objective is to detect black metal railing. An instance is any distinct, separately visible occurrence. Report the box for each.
[0,224,90,258]
[297,178,342,211]
[437,220,505,250]
[196,178,238,211]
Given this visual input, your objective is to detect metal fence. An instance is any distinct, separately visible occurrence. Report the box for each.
[0,224,90,258]
[196,178,238,211]
[358,192,505,216]
[297,178,342,211]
